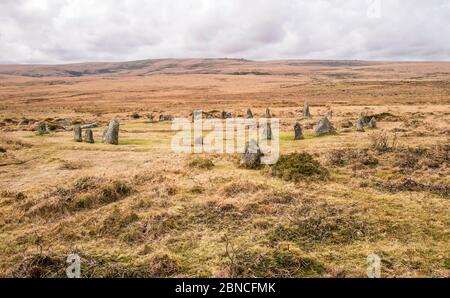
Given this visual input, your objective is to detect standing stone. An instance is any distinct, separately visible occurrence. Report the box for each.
[356,113,365,132]
[194,136,203,145]
[159,115,173,122]
[246,109,253,119]
[294,122,304,140]
[240,139,262,169]
[303,101,312,118]
[192,110,202,122]
[84,129,94,143]
[103,120,120,145]
[261,123,272,140]
[74,126,82,142]
[314,117,336,136]
[221,111,232,119]
[368,117,377,129]
[265,108,272,119]
[36,122,48,135]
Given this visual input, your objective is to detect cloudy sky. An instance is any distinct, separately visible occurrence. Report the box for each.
[0,0,449,64]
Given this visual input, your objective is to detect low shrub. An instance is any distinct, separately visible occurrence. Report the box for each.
[270,153,329,181]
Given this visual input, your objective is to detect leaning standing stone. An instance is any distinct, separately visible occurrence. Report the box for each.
[36,122,48,135]
[103,120,120,145]
[303,101,312,118]
[246,109,253,119]
[368,117,377,129]
[240,139,262,169]
[314,117,336,136]
[84,129,94,143]
[294,122,304,140]
[74,126,82,142]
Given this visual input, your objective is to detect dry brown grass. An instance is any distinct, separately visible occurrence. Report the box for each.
[0,60,449,277]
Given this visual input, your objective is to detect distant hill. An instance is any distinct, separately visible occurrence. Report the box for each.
[0,58,384,77]
[0,58,449,79]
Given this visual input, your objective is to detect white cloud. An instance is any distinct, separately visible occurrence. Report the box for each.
[0,0,449,63]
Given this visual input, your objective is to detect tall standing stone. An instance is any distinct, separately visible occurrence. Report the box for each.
[74,125,82,142]
[36,122,48,135]
[240,139,262,169]
[368,117,377,129]
[294,122,304,140]
[303,101,312,118]
[265,108,272,119]
[356,113,365,132]
[314,117,336,136]
[84,129,94,143]
[103,120,120,145]
[261,122,272,140]
[246,109,253,119]
[192,110,202,122]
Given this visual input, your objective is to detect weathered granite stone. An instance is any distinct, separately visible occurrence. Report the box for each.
[261,122,272,140]
[294,122,304,140]
[192,110,202,122]
[221,111,232,119]
[74,126,82,142]
[84,129,94,143]
[265,108,272,119]
[303,101,312,118]
[246,109,254,119]
[36,122,48,135]
[240,139,262,169]
[159,115,173,122]
[103,120,119,145]
[368,117,377,129]
[314,117,336,136]
[356,113,365,132]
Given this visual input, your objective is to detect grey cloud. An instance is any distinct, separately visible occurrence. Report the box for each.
[0,0,449,63]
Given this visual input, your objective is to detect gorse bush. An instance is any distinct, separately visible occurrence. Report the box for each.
[270,153,329,181]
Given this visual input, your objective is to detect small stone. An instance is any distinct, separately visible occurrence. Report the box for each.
[36,122,48,135]
[294,122,304,140]
[221,111,232,119]
[368,117,377,129]
[159,115,173,122]
[84,129,94,143]
[246,109,253,119]
[74,125,82,142]
[240,139,262,169]
[103,120,120,145]
[194,136,203,145]
[314,117,336,136]
[303,101,312,118]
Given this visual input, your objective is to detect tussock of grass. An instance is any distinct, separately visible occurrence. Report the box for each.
[269,152,329,181]
[225,244,325,277]
[327,148,378,168]
[187,157,215,170]
[221,180,267,197]
[11,252,179,278]
[27,177,133,217]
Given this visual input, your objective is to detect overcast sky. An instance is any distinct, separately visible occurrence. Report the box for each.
[0,0,449,64]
